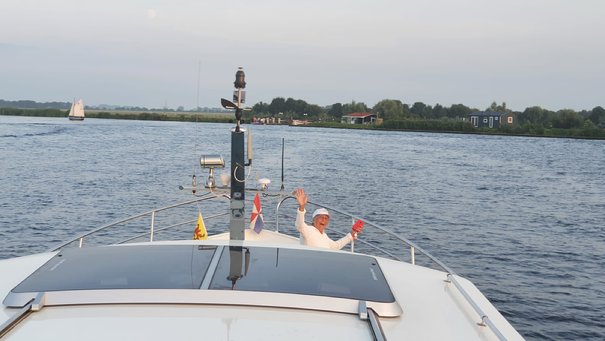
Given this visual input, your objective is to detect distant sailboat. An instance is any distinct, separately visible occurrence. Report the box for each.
[68,99,85,121]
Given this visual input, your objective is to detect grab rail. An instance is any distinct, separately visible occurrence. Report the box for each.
[275,195,454,272]
[49,193,226,252]
[47,190,506,340]
[275,195,507,341]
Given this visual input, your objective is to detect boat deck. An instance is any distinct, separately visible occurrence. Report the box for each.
[1,239,523,340]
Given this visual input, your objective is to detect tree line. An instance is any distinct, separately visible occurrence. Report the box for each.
[3,98,604,138]
[251,98,605,131]
[0,99,228,113]
[4,98,603,129]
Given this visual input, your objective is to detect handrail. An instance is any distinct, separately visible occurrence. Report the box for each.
[49,193,224,252]
[275,195,508,340]
[115,212,230,244]
[447,274,507,341]
[275,195,455,273]
[48,190,506,340]
[358,301,386,341]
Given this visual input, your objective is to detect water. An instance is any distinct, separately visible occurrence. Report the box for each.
[1,116,604,340]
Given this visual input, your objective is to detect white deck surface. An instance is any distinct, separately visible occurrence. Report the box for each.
[0,236,524,340]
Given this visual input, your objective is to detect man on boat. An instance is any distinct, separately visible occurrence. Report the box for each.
[294,188,364,250]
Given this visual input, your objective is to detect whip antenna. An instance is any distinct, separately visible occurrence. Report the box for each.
[280,138,285,191]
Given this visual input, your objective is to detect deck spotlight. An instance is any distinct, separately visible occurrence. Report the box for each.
[200,155,225,188]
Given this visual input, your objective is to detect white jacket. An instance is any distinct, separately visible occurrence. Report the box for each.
[295,209,352,250]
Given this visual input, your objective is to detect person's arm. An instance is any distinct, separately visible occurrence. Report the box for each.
[330,220,365,250]
[294,188,308,233]
[330,233,353,250]
[295,208,307,233]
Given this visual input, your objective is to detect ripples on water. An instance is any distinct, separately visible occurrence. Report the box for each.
[1,116,604,340]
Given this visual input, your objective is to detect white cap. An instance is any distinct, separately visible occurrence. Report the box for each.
[312,208,330,218]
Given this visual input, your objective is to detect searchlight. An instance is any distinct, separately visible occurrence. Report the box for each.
[200,154,225,188]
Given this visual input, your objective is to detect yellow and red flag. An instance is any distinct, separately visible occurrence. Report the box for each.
[193,212,208,240]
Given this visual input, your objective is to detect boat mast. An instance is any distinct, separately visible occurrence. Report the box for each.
[221,67,247,240]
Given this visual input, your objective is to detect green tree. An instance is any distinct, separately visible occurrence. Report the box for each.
[342,101,369,115]
[306,103,324,116]
[410,102,432,118]
[431,104,447,119]
[285,98,305,114]
[519,106,545,125]
[588,106,605,125]
[552,109,583,129]
[447,104,472,119]
[269,97,286,116]
[372,99,405,121]
[327,103,344,119]
[519,106,557,127]
[486,101,510,113]
[251,101,270,115]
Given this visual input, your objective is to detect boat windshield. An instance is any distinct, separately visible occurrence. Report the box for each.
[10,244,395,303]
[210,246,395,303]
[12,245,216,292]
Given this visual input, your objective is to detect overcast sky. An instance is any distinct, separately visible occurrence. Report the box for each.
[1,0,604,111]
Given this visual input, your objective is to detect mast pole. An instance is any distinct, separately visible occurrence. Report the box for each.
[225,67,247,240]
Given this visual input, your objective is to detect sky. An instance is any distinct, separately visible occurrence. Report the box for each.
[1,0,604,112]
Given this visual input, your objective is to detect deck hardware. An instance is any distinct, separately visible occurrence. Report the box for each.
[150,210,156,241]
[410,245,416,264]
[358,300,368,320]
[0,293,45,338]
[358,301,386,340]
[477,315,488,327]
[200,155,225,188]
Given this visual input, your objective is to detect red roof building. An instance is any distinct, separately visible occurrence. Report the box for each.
[341,112,377,124]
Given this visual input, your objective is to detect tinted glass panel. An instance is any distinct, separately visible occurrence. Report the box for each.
[12,245,216,292]
[209,247,395,303]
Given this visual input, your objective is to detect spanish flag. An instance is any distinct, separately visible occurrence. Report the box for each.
[193,212,208,240]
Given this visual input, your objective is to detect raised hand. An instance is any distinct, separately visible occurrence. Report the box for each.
[294,188,308,211]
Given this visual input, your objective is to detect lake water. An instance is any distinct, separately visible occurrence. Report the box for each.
[0,116,603,340]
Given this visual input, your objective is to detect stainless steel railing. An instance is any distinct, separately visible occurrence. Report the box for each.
[49,193,227,252]
[275,195,454,271]
[47,190,506,340]
[274,195,507,341]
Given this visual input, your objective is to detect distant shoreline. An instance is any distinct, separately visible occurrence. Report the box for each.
[304,123,605,140]
[1,108,604,140]
[0,108,235,123]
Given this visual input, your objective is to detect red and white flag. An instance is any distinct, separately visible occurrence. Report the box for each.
[249,193,264,234]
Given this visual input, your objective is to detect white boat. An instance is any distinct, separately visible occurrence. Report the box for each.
[0,70,524,340]
[67,99,85,121]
